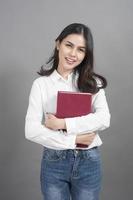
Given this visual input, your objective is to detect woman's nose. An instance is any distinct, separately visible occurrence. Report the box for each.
[70,48,77,57]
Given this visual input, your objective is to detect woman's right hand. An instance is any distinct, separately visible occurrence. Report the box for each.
[75,133,96,146]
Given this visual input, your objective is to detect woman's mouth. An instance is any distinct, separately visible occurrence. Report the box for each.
[65,57,76,65]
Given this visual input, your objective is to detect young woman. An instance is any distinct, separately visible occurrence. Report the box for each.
[25,23,111,200]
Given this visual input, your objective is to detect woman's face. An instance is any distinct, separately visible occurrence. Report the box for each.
[56,34,86,74]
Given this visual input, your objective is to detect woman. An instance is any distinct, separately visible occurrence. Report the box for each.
[25,23,111,200]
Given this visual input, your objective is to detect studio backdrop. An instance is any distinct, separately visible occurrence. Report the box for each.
[0,0,133,199]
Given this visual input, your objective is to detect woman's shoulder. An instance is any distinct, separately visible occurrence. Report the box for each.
[33,74,51,85]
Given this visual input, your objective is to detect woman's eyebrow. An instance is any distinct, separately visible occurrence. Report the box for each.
[65,41,86,49]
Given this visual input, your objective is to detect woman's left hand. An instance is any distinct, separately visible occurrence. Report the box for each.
[44,113,66,130]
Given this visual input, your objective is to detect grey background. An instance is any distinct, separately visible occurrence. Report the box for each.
[0,0,133,199]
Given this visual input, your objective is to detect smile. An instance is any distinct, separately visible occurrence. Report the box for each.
[65,57,76,64]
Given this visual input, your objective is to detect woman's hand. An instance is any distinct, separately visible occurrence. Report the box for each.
[44,113,66,130]
[45,113,95,146]
[75,132,96,146]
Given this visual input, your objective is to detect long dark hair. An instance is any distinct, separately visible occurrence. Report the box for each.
[37,23,107,94]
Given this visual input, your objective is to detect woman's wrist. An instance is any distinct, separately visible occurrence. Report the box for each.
[59,119,66,130]
[75,135,80,144]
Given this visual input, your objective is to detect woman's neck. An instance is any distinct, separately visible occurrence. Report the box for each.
[57,68,73,80]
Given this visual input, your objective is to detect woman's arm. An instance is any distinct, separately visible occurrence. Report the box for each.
[65,89,111,135]
[44,89,110,135]
[25,79,76,150]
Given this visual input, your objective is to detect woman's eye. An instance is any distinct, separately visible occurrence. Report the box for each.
[66,44,72,47]
[79,48,85,52]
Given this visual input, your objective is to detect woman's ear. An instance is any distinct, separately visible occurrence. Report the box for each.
[56,40,60,50]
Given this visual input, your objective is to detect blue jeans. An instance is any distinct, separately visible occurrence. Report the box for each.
[40,147,102,200]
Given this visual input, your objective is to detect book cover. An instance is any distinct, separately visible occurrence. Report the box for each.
[56,91,92,118]
[56,91,92,148]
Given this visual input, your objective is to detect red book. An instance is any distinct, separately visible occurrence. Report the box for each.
[56,91,92,148]
[56,91,92,118]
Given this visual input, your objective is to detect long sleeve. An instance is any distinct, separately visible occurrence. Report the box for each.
[25,79,76,150]
[65,89,111,135]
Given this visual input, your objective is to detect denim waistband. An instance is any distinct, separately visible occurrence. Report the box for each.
[42,146,99,160]
[43,146,97,151]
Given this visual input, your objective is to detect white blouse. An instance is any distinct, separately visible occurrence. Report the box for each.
[25,70,111,150]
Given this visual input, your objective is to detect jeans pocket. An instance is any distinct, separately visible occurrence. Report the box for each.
[42,148,66,161]
[83,147,101,161]
[88,147,101,161]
